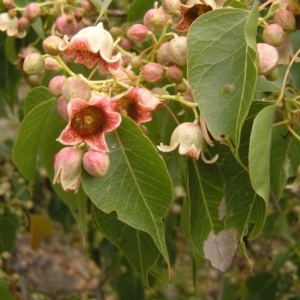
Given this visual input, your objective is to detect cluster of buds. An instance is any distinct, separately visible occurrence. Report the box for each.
[257,4,296,80]
[0,0,41,38]
[17,0,226,192]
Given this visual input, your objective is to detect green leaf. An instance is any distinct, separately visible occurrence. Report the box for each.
[4,37,17,65]
[37,102,87,237]
[181,158,224,258]
[127,0,156,23]
[12,98,55,182]
[216,145,266,240]
[0,35,22,110]
[287,126,300,177]
[24,86,55,116]
[270,125,290,199]
[0,209,19,253]
[249,104,276,204]
[93,207,160,286]
[31,17,45,39]
[187,6,258,149]
[82,116,173,267]
[0,280,15,300]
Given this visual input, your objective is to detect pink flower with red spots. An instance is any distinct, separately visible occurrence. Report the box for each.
[112,87,161,124]
[57,95,121,152]
[59,22,121,73]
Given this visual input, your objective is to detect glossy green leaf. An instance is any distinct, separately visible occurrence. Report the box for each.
[187,6,258,149]
[181,158,224,258]
[0,210,19,253]
[37,102,87,237]
[31,18,45,39]
[4,37,17,65]
[24,86,55,116]
[249,104,276,204]
[287,126,300,177]
[82,116,173,267]
[93,207,160,285]
[12,99,54,182]
[0,280,15,300]
[270,125,291,199]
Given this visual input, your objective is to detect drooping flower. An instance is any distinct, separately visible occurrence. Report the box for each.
[157,122,218,163]
[112,87,161,124]
[57,96,121,152]
[58,22,121,74]
[0,12,18,36]
[53,147,83,192]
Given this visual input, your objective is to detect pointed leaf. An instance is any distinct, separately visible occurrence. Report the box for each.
[31,17,45,39]
[93,206,160,286]
[82,116,173,267]
[0,209,18,253]
[249,105,276,204]
[12,99,54,182]
[181,158,224,258]
[203,229,238,272]
[187,6,258,148]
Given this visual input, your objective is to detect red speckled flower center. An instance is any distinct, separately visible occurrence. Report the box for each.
[116,98,138,120]
[71,106,105,137]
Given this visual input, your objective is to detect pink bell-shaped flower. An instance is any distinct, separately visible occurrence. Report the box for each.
[58,22,121,74]
[53,147,83,192]
[57,95,121,152]
[157,122,218,163]
[112,87,161,124]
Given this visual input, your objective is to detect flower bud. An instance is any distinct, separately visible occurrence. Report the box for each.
[142,62,165,84]
[109,26,122,38]
[82,0,95,12]
[62,77,91,102]
[130,56,143,69]
[262,23,285,47]
[3,0,15,9]
[55,14,76,35]
[53,147,83,192]
[44,57,61,72]
[169,36,187,67]
[42,35,63,56]
[162,0,181,15]
[49,75,67,96]
[265,67,279,81]
[23,53,45,74]
[83,150,110,177]
[143,8,168,33]
[119,38,132,51]
[256,43,279,75]
[176,81,187,93]
[166,65,183,83]
[56,96,69,120]
[127,24,148,42]
[156,42,172,66]
[276,37,293,65]
[23,3,41,23]
[274,9,296,32]
[18,16,29,32]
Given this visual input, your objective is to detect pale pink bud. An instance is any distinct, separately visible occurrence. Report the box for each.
[23,3,41,23]
[274,9,296,32]
[56,96,69,120]
[83,150,110,177]
[18,16,30,32]
[44,57,61,72]
[166,65,183,83]
[3,0,15,9]
[62,77,91,102]
[162,0,181,15]
[82,0,95,12]
[119,38,132,51]
[262,23,285,47]
[127,24,148,42]
[23,53,45,74]
[143,8,168,33]
[169,36,187,67]
[42,35,63,56]
[55,14,76,35]
[53,147,83,192]
[257,43,279,75]
[49,75,67,96]
[156,42,172,66]
[142,62,165,83]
